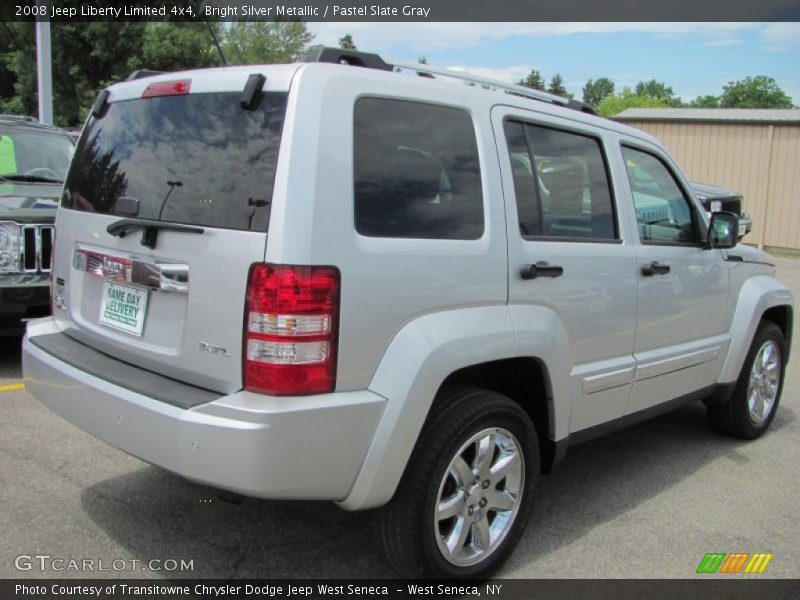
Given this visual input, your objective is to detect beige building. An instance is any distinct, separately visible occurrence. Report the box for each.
[615,108,800,251]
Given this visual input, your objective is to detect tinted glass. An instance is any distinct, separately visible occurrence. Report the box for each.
[62,93,287,232]
[354,98,483,240]
[622,146,697,244]
[0,127,74,181]
[505,120,616,240]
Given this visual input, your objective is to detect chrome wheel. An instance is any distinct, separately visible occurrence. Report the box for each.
[747,340,781,425]
[434,427,524,567]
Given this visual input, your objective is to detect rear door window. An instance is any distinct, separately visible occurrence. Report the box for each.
[353,98,484,240]
[504,120,617,241]
[62,92,287,232]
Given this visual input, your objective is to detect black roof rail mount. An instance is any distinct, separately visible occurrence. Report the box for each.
[91,90,111,119]
[304,47,393,71]
[241,73,266,111]
[566,98,599,116]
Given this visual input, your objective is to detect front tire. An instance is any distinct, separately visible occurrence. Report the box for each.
[374,387,539,578]
[708,321,786,439]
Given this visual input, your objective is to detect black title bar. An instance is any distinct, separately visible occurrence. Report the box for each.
[3,0,800,22]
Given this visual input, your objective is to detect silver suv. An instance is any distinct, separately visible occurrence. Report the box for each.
[22,49,794,579]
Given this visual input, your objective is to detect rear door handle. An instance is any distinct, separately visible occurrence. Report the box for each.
[521,261,564,280]
[641,261,671,276]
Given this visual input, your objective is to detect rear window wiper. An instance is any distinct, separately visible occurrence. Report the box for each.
[0,173,63,184]
[107,218,204,250]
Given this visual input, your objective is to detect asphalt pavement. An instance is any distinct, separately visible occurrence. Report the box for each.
[1,256,798,580]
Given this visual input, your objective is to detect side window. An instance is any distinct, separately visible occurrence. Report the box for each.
[353,98,483,240]
[504,119,616,241]
[622,146,698,245]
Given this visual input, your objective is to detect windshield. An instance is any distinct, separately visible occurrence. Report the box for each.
[0,127,74,182]
[61,92,287,232]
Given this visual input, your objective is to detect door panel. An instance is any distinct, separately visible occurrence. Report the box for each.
[620,143,730,413]
[493,108,637,432]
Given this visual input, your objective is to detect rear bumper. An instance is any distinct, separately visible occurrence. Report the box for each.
[22,318,386,501]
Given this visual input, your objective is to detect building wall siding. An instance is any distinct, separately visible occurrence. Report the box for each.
[622,120,800,249]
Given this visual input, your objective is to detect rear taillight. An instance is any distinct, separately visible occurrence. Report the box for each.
[244,264,340,396]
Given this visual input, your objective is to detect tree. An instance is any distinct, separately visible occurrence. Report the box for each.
[338,34,356,51]
[517,69,545,91]
[1,22,147,126]
[223,22,314,65]
[690,94,720,108]
[719,76,793,108]
[582,77,615,106]
[634,79,681,106]
[135,23,223,72]
[596,87,670,117]
[547,74,567,96]
[418,56,428,65]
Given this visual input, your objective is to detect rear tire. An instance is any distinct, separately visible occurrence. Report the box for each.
[374,386,539,578]
[708,321,786,439]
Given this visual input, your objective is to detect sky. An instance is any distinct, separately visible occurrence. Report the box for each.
[306,23,800,103]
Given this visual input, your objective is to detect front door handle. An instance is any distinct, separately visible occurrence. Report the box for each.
[641,261,671,276]
[521,261,564,280]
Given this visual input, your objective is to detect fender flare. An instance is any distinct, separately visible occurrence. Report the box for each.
[718,275,794,384]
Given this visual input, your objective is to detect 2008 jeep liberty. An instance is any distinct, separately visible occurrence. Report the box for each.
[23,49,794,578]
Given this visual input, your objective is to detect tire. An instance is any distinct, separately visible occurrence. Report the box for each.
[708,321,786,439]
[374,386,539,579]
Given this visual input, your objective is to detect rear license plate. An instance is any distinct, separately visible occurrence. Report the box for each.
[99,281,149,337]
[738,223,747,237]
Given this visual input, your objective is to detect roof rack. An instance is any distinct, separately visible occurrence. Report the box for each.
[302,47,597,116]
[391,60,598,115]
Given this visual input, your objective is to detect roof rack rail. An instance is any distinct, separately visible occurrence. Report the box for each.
[304,47,392,71]
[391,60,598,115]
[127,70,165,81]
[303,47,598,116]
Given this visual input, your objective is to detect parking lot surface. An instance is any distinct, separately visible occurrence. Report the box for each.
[1,257,798,580]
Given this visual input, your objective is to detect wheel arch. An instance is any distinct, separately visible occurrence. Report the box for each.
[762,304,793,361]
[438,358,559,473]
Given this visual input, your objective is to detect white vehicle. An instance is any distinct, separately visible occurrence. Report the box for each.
[23,48,793,578]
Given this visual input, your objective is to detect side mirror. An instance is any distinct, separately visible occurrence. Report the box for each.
[707,212,739,249]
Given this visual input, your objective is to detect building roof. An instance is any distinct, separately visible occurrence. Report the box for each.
[614,108,800,124]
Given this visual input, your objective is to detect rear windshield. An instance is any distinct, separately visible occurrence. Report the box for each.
[62,92,287,232]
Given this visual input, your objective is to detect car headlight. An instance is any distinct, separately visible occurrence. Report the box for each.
[0,222,20,273]
[709,200,723,213]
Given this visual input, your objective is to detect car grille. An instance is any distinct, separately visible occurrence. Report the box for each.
[20,224,54,273]
[636,206,671,223]
[721,198,742,215]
